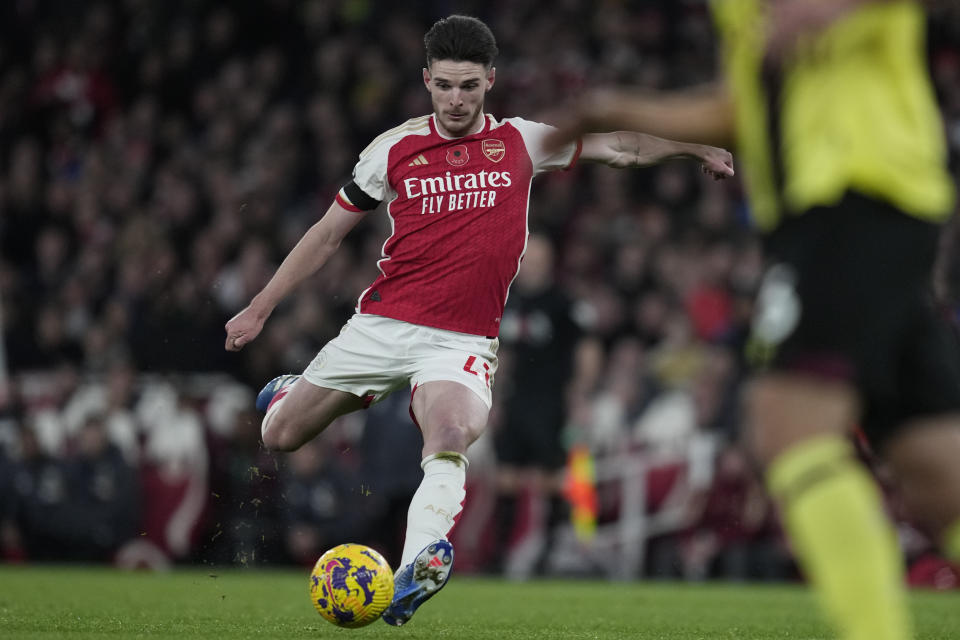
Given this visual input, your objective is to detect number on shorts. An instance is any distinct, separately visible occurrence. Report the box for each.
[463,355,491,388]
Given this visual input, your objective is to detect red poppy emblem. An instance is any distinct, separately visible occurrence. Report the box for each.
[446,145,469,166]
[482,139,505,163]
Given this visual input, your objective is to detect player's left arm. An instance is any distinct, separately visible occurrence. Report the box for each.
[579,131,734,180]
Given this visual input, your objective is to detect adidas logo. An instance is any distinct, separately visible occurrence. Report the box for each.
[428,556,444,568]
[408,154,429,167]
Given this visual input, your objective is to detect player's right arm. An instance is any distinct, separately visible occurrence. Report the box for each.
[580,131,734,179]
[224,201,369,351]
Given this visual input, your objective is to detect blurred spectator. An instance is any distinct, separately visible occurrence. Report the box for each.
[279,437,371,566]
[130,383,210,565]
[674,444,791,582]
[10,423,68,561]
[13,414,137,562]
[66,414,140,558]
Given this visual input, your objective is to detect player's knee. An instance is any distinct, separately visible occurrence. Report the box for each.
[885,419,960,535]
[261,415,305,452]
[425,420,482,453]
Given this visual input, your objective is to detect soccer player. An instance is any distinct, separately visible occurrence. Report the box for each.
[224,14,733,626]
[546,1,960,639]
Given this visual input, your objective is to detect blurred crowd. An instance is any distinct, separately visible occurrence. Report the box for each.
[2,0,960,585]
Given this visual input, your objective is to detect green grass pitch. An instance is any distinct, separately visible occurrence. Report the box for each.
[0,566,957,639]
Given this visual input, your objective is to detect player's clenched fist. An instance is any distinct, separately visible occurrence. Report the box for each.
[224,305,268,351]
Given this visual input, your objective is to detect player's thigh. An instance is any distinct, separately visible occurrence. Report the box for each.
[411,380,490,454]
[745,372,858,467]
[408,326,498,448]
[270,376,365,434]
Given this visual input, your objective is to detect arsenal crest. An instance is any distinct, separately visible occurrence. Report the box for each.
[446,145,469,166]
[482,139,505,162]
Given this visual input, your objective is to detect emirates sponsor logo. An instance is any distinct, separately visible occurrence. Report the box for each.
[402,170,512,198]
[482,139,505,162]
[403,170,513,215]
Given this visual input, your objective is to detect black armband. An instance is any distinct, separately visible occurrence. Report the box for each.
[341,181,381,211]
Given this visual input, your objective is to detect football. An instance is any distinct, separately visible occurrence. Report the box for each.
[309,543,395,628]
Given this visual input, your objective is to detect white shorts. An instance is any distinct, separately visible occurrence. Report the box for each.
[302,313,499,408]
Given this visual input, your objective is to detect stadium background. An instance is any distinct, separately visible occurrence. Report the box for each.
[1,0,959,588]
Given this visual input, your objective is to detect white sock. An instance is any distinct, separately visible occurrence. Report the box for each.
[399,452,468,568]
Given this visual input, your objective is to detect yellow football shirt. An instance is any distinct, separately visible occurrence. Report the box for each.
[711,0,954,231]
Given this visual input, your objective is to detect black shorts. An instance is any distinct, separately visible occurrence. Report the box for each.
[494,402,567,471]
[750,191,960,446]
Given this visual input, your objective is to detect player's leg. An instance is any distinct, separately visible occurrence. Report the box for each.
[381,329,497,626]
[415,379,489,457]
[404,380,487,563]
[747,373,911,640]
[747,200,920,640]
[382,381,489,626]
[402,333,498,563]
[258,314,409,452]
[879,306,960,564]
[260,377,365,451]
[408,380,485,551]
[884,415,960,561]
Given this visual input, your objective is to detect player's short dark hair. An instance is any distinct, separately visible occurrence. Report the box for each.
[424,15,498,69]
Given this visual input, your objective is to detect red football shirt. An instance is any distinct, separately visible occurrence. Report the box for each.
[336,114,581,337]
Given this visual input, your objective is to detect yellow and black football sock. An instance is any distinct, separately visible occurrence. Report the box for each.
[767,435,911,640]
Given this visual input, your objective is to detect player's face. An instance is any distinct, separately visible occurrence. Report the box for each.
[423,60,495,138]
